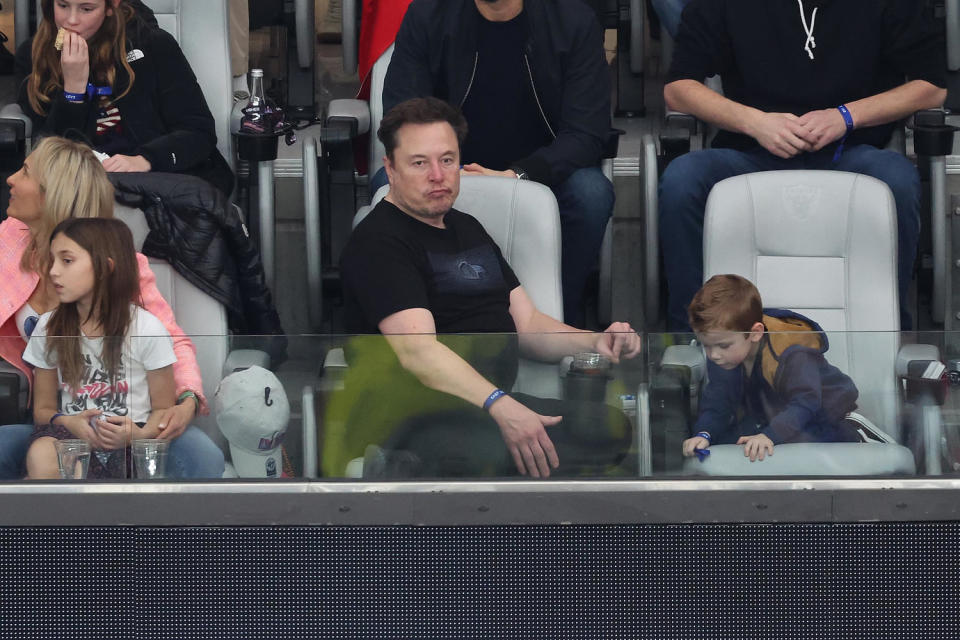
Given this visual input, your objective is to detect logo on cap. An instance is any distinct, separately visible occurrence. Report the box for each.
[258,430,285,451]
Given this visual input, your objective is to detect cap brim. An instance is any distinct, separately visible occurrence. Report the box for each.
[228,444,283,478]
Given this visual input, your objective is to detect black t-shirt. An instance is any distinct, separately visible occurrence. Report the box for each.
[342,200,521,334]
[460,6,553,170]
[340,200,522,387]
[668,0,947,151]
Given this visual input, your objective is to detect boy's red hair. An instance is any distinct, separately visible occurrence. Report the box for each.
[688,274,763,333]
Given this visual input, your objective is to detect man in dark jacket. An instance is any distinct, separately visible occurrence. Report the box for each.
[660,0,947,331]
[381,0,614,327]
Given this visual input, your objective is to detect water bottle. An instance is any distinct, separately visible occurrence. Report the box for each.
[240,69,277,134]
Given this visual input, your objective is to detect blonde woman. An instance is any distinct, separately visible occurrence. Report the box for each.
[0,136,223,478]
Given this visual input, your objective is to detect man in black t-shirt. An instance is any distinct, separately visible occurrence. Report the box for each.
[336,98,640,479]
[378,0,613,327]
[659,0,947,330]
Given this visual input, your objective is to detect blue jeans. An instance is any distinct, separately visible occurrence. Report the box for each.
[0,423,225,479]
[651,0,692,39]
[658,145,921,330]
[370,166,614,326]
[554,167,615,326]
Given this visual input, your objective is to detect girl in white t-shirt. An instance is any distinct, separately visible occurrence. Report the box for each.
[23,217,177,478]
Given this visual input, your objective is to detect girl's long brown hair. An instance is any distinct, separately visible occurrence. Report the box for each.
[27,0,137,116]
[45,217,141,392]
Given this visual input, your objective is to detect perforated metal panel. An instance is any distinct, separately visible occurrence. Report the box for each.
[0,524,957,638]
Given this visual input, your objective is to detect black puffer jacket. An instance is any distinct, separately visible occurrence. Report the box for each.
[110,172,286,362]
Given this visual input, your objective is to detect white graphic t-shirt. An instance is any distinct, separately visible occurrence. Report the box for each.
[23,305,177,424]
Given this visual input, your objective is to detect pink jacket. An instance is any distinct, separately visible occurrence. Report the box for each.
[0,218,208,413]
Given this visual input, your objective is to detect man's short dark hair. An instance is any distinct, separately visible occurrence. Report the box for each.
[378,97,468,160]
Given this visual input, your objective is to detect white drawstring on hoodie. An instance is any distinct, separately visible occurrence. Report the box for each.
[797,0,818,60]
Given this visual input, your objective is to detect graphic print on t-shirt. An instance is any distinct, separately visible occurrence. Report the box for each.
[427,245,506,295]
[63,352,129,416]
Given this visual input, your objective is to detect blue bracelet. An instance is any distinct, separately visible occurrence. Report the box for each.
[695,431,712,443]
[833,104,855,162]
[483,389,507,411]
[50,412,66,426]
[87,83,112,98]
[837,104,855,132]
[63,83,112,103]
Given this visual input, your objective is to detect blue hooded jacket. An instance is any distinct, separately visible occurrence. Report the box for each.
[693,309,859,445]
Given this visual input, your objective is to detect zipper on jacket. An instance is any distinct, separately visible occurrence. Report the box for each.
[459,52,479,107]
[524,54,556,139]
[231,202,250,237]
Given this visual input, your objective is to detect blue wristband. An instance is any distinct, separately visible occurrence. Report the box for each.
[87,83,112,98]
[833,104,855,162]
[50,412,66,426]
[64,83,112,103]
[695,431,712,443]
[837,104,854,132]
[483,389,507,411]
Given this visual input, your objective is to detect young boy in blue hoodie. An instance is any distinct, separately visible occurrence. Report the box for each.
[681,274,861,462]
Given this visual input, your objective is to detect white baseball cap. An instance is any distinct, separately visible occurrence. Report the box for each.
[215,366,290,478]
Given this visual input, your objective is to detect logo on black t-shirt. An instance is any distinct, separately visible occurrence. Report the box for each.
[428,245,505,295]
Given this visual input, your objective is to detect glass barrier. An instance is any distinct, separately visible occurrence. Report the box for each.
[3,330,960,482]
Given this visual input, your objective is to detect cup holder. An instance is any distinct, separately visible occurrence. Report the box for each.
[913,124,958,157]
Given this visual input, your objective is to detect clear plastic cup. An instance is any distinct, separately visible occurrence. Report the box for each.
[55,439,90,480]
[132,439,169,479]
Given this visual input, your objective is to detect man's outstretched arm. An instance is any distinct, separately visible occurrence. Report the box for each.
[508,287,641,363]
[379,307,562,478]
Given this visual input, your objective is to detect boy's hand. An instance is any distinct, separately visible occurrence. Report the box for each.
[736,433,774,462]
[682,436,710,457]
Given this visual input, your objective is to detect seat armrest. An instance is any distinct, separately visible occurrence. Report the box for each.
[897,343,947,406]
[663,111,698,135]
[326,98,370,137]
[662,343,707,387]
[321,347,348,393]
[222,349,272,378]
[603,128,624,159]
[661,113,697,156]
[323,347,348,369]
[895,344,941,377]
[0,361,28,425]
[0,103,32,139]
